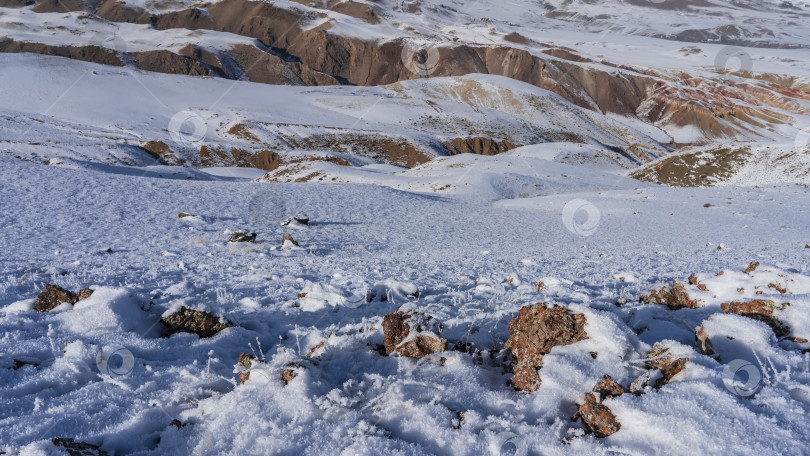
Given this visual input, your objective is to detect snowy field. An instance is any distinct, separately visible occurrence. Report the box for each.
[1,143,810,454]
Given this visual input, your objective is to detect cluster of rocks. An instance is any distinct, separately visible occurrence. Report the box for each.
[281,214,309,226]
[34,283,233,339]
[34,284,93,312]
[227,230,299,247]
[638,280,699,310]
[180,211,305,247]
[572,379,623,438]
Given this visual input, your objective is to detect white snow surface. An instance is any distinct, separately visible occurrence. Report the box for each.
[0,1,809,453]
[1,136,810,454]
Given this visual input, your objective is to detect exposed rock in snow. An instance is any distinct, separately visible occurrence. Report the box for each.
[639,280,700,310]
[504,303,588,392]
[281,232,299,247]
[382,311,446,359]
[572,392,621,438]
[51,437,107,456]
[282,363,301,385]
[229,231,257,243]
[34,284,93,312]
[236,352,255,384]
[161,306,231,338]
[630,344,689,392]
[721,299,790,338]
[592,374,625,401]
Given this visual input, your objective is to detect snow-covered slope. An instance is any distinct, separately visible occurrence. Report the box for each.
[0,53,669,169]
[1,145,810,454]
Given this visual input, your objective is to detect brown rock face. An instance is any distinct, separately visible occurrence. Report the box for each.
[35,284,94,312]
[226,43,339,86]
[161,306,231,338]
[0,0,33,7]
[503,303,588,392]
[0,39,122,66]
[639,280,699,310]
[95,0,149,23]
[382,312,446,359]
[177,44,231,78]
[141,141,182,166]
[720,299,790,337]
[199,145,281,171]
[592,375,625,401]
[155,8,215,31]
[327,0,380,24]
[572,393,621,438]
[32,0,85,12]
[135,50,217,77]
[442,137,517,156]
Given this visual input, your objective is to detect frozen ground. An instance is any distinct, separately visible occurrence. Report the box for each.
[1,143,809,454]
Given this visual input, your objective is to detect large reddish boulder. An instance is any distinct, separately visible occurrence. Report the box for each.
[639,281,699,310]
[572,392,621,438]
[504,304,588,392]
[382,311,446,359]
